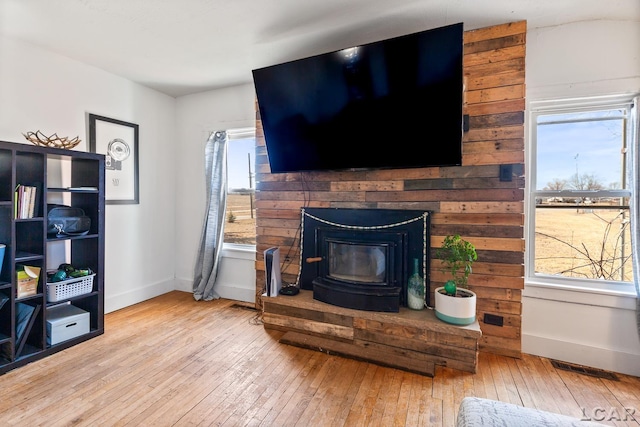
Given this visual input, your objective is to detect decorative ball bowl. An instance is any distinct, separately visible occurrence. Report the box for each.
[23,130,81,149]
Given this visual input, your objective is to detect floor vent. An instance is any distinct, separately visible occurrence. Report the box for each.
[231,303,257,311]
[551,360,619,381]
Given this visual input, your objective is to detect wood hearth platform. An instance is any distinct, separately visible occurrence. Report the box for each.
[262,290,482,376]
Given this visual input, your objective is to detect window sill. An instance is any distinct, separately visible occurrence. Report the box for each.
[221,243,256,260]
[524,279,637,310]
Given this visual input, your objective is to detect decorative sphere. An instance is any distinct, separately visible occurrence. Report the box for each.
[444,280,457,296]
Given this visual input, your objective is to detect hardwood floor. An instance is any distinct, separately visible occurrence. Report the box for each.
[0,290,638,426]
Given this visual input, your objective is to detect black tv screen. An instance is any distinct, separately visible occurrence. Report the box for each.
[252,22,464,173]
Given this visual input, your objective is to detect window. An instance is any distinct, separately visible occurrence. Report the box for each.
[224,128,256,246]
[528,95,636,289]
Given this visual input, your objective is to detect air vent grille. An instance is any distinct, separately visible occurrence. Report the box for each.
[551,360,618,381]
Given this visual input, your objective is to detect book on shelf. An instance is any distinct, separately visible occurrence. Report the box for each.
[14,184,39,219]
[27,185,35,218]
[31,181,42,217]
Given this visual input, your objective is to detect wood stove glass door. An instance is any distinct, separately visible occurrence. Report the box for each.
[326,241,388,285]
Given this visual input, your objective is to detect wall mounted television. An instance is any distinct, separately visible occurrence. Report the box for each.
[252,22,464,173]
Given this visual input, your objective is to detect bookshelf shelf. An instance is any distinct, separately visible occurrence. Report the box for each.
[0,140,105,374]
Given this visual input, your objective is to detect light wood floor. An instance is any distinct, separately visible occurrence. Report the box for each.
[0,291,638,426]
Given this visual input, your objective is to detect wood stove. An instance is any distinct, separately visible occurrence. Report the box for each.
[297,208,430,312]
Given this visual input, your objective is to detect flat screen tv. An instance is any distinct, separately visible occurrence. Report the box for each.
[252,22,464,173]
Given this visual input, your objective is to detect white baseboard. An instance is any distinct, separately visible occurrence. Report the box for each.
[105,278,176,314]
[522,333,640,377]
[174,278,255,303]
[174,278,192,293]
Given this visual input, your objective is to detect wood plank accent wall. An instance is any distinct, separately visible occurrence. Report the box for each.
[254,20,526,358]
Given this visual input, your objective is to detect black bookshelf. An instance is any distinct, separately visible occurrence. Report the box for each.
[0,140,105,374]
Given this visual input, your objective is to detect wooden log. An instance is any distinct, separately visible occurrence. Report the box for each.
[479,322,521,340]
[262,302,353,328]
[330,180,404,192]
[465,58,525,80]
[366,188,524,203]
[279,331,437,376]
[439,201,523,214]
[463,138,524,154]
[469,111,525,128]
[463,45,526,68]
[464,21,527,44]
[256,218,301,230]
[256,180,331,191]
[464,125,524,142]
[475,249,524,264]
[464,33,526,55]
[476,299,522,315]
[432,212,523,226]
[374,201,441,211]
[431,235,524,252]
[480,335,522,358]
[430,223,523,238]
[255,208,302,220]
[468,287,522,302]
[405,177,523,191]
[262,313,354,340]
[463,151,524,166]
[365,167,441,180]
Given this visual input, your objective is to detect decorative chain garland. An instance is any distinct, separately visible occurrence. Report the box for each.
[302,210,428,230]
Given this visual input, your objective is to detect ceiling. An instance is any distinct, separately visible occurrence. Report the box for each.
[1,0,638,98]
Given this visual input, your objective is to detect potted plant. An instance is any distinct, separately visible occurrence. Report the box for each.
[434,234,478,325]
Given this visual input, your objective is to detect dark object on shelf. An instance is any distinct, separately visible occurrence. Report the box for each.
[279,285,300,296]
[47,204,91,236]
[0,292,8,310]
[15,302,41,357]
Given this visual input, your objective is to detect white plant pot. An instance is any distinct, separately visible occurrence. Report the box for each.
[434,287,477,325]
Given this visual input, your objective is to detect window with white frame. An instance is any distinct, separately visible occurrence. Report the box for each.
[224,128,256,246]
[528,95,636,288]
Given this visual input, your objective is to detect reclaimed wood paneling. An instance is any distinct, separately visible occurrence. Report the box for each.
[254,20,526,358]
[263,291,482,375]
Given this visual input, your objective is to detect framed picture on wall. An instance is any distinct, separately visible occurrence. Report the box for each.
[88,114,139,204]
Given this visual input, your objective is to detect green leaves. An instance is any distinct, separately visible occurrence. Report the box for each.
[436,234,478,289]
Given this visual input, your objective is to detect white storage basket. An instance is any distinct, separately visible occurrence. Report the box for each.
[46,274,95,302]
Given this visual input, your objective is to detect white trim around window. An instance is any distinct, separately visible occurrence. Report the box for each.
[526,93,638,305]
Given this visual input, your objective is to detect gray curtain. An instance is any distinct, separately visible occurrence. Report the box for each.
[193,130,228,301]
[630,97,640,336]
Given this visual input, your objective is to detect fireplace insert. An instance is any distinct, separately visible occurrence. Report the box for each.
[297,208,431,312]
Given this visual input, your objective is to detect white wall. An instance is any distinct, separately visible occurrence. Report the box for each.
[524,20,640,377]
[174,85,257,301]
[0,35,178,313]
